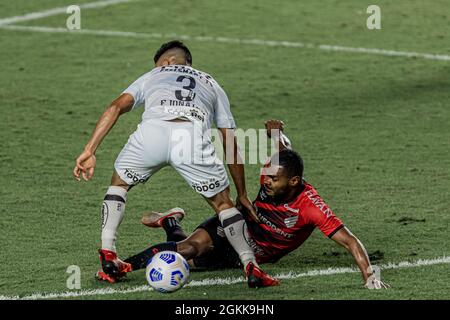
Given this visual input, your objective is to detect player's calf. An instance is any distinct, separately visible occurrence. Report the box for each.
[101,186,128,252]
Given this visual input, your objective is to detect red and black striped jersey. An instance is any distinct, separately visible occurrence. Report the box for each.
[245,181,344,264]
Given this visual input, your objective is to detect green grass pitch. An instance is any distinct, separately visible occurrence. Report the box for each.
[0,0,449,300]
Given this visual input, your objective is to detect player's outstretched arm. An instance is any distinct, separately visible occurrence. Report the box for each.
[265,119,292,152]
[330,227,390,289]
[73,93,134,181]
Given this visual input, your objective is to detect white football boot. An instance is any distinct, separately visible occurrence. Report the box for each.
[141,207,185,228]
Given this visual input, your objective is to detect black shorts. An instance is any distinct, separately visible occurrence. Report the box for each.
[192,216,242,270]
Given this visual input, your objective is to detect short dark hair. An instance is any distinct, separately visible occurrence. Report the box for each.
[273,149,304,179]
[153,40,192,65]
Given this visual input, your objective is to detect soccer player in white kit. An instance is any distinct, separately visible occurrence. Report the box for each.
[72,41,278,287]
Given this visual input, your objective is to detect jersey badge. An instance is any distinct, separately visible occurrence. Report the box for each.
[284,216,298,228]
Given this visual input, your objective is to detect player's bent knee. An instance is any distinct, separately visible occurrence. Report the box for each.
[177,240,200,259]
[110,171,130,190]
[177,239,209,259]
[207,189,234,213]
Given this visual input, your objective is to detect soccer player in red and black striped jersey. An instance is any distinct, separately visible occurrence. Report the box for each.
[105,120,389,289]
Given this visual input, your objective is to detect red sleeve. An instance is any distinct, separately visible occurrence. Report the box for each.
[305,204,344,238]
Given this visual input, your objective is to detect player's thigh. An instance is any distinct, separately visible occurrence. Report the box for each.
[189,216,242,270]
[169,121,230,199]
[114,121,169,186]
[172,158,231,209]
[177,228,214,258]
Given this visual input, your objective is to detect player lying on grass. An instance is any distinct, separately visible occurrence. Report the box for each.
[102,120,389,289]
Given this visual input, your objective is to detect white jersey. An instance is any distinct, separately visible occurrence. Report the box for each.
[122,65,236,130]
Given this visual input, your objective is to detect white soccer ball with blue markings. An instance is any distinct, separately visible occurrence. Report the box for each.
[145,251,190,293]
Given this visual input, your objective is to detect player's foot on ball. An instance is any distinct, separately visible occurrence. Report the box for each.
[97,249,132,283]
[141,207,185,228]
[245,262,280,288]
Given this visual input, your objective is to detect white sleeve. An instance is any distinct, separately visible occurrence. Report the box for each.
[122,76,145,110]
[214,84,236,129]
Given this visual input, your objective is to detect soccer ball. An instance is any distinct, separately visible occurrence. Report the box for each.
[145,251,190,293]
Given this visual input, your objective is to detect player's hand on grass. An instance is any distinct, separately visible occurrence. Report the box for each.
[236,194,260,223]
[364,278,390,289]
[73,150,96,181]
[265,120,284,137]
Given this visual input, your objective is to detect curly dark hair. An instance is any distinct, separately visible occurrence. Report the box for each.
[273,149,304,178]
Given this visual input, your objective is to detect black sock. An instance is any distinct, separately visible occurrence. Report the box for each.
[162,218,188,242]
[124,242,177,271]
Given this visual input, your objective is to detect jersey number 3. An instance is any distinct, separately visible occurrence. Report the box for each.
[175,75,196,102]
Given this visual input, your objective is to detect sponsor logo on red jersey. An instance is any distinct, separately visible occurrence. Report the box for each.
[246,181,343,263]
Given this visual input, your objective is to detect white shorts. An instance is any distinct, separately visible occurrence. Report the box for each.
[114,119,229,198]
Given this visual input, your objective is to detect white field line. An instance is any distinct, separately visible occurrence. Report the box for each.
[0,24,159,38]
[0,0,136,26]
[1,24,450,62]
[0,256,449,300]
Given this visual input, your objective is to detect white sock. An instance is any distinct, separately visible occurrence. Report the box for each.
[101,186,127,252]
[219,207,258,268]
